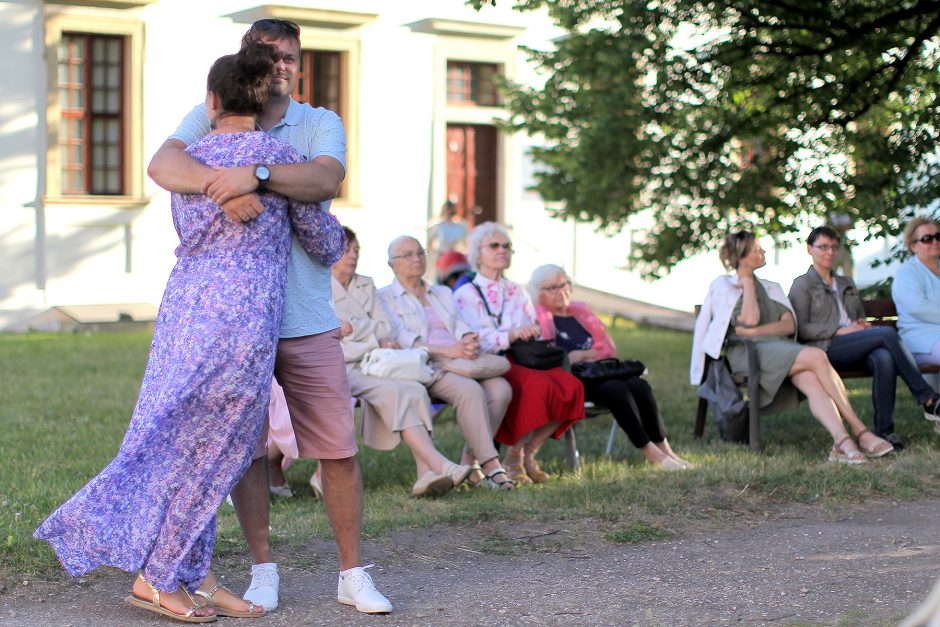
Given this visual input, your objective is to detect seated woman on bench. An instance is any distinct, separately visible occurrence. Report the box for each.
[691,230,893,462]
[894,218,940,368]
[789,226,940,450]
[530,264,691,470]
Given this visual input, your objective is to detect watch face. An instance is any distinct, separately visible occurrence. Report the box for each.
[256,165,271,182]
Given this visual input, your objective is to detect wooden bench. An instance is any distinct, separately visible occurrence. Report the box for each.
[692,298,939,450]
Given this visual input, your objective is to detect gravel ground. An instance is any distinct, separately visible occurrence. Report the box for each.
[4,498,940,626]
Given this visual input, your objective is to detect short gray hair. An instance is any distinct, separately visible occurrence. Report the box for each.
[528,264,570,302]
[467,222,511,270]
[387,235,420,262]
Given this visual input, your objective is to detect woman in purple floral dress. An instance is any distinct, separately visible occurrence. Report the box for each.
[34,43,344,622]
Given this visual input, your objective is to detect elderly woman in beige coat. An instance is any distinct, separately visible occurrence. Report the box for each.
[378,235,515,490]
[332,227,472,497]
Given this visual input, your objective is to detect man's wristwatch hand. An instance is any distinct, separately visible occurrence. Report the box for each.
[254,164,271,189]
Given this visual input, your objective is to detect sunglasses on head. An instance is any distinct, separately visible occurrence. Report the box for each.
[251,18,301,36]
[918,233,940,244]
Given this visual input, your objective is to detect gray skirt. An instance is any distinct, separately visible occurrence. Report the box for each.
[726,337,804,414]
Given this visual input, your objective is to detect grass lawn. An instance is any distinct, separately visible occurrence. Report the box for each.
[3,322,940,585]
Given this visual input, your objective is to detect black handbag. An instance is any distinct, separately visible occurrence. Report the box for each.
[468,280,566,371]
[571,358,646,383]
[508,339,566,370]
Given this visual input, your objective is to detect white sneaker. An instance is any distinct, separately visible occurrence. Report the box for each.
[337,564,392,614]
[243,563,279,613]
[269,483,294,498]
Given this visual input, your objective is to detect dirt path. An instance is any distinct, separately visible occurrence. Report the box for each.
[4,499,939,626]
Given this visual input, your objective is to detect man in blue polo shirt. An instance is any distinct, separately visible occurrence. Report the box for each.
[148,19,391,616]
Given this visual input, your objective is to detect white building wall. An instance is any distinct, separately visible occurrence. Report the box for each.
[0,0,900,330]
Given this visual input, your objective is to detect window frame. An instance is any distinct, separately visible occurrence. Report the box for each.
[44,12,146,206]
[294,32,360,208]
[446,60,502,107]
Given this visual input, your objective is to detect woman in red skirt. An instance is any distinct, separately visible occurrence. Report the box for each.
[453,222,585,485]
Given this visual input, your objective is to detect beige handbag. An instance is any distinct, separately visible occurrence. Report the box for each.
[438,353,510,379]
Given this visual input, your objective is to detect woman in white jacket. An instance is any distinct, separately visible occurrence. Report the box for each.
[691,231,892,462]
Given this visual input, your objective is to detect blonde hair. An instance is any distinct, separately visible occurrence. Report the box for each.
[902,217,938,254]
[719,231,756,270]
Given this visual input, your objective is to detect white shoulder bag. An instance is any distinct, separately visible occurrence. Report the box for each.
[359,347,434,384]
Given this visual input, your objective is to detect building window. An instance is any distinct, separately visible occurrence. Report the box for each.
[58,33,126,195]
[447,61,501,106]
[294,49,342,114]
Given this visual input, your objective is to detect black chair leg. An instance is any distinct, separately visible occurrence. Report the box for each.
[744,341,761,451]
[565,427,580,471]
[694,397,708,439]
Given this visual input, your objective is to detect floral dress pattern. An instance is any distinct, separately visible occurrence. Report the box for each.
[34,131,344,593]
[453,275,585,445]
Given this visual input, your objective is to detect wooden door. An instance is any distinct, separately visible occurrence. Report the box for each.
[446,124,497,228]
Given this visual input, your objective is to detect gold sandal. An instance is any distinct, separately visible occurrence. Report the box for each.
[125,574,216,623]
[504,460,534,485]
[196,582,264,618]
[523,456,551,483]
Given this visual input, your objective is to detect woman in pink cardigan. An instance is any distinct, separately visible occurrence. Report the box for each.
[531,264,691,470]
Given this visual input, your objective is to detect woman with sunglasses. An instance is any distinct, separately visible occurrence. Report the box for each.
[530,264,691,469]
[453,222,585,485]
[894,218,940,374]
[692,231,892,463]
[789,226,940,450]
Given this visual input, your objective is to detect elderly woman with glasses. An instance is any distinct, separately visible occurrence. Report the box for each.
[453,222,585,485]
[893,218,940,372]
[692,230,893,463]
[530,265,691,469]
[330,227,473,497]
[789,226,940,449]
[377,235,515,489]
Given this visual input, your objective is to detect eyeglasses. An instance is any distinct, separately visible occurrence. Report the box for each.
[540,282,570,293]
[812,244,839,253]
[391,249,427,261]
[486,242,513,252]
[250,18,301,37]
[917,233,940,244]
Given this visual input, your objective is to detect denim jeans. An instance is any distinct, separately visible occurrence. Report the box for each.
[826,326,936,436]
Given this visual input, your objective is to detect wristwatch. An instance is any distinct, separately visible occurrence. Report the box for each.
[254,164,271,188]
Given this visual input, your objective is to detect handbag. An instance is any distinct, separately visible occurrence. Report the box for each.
[359,347,433,384]
[438,353,511,379]
[508,339,566,371]
[466,280,564,371]
[571,358,647,383]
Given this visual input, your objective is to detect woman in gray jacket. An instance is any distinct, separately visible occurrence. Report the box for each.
[788,226,940,450]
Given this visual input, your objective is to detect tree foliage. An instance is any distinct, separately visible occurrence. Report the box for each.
[471,0,940,277]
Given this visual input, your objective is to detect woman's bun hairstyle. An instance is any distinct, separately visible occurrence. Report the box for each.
[206,41,279,116]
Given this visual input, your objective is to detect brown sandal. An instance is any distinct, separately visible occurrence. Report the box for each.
[125,575,216,623]
[855,428,894,458]
[828,435,866,465]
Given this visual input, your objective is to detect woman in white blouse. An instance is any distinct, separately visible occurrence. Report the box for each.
[453,222,585,485]
[326,228,473,497]
[378,235,514,490]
